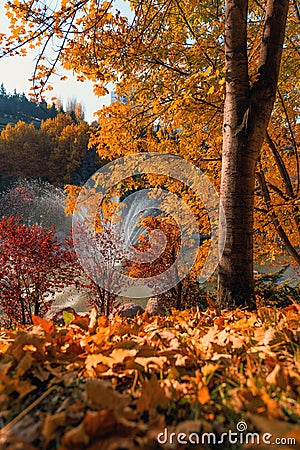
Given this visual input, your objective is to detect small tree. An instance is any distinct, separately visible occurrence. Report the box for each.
[0,216,75,325]
[125,215,208,310]
[71,220,130,316]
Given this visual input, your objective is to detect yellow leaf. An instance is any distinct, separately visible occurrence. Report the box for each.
[62,310,74,325]
[203,65,213,76]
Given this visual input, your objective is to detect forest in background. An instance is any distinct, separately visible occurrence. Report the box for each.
[0,83,59,130]
[0,85,101,189]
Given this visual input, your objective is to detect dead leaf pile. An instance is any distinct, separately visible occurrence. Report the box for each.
[0,306,299,449]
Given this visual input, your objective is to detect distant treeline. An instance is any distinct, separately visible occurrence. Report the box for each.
[0,83,61,129]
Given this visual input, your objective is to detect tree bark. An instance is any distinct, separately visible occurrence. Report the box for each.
[20,295,26,326]
[176,280,183,310]
[217,0,290,309]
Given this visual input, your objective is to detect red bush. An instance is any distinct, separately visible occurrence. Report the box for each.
[0,216,75,325]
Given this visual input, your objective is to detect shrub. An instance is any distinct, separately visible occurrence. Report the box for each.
[0,215,75,325]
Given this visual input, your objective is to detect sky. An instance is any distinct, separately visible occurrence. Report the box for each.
[0,3,111,123]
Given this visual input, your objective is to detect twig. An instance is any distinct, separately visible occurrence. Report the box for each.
[131,369,139,393]
[0,384,58,436]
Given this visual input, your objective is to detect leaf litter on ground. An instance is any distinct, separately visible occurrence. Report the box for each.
[0,305,299,449]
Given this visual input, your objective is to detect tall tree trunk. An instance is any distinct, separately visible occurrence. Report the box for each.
[176,280,183,310]
[217,0,289,309]
[34,296,40,316]
[20,295,26,326]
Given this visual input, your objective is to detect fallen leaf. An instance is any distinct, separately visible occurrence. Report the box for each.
[61,422,90,449]
[86,379,126,410]
[137,375,169,413]
[32,315,54,335]
[43,412,67,442]
[265,364,287,389]
[261,391,284,419]
[63,310,75,325]
[84,409,115,439]
[88,308,98,332]
[110,348,138,364]
[15,352,33,376]
[197,386,210,405]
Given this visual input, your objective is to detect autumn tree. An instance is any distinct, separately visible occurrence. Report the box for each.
[41,114,90,185]
[0,112,96,187]
[0,216,76,325]
[125,214,209,310]
[1,0,298,308]
[71,220,131,316]
[66,98,85,122]
[216,0,290,308]
[0,121,49,184]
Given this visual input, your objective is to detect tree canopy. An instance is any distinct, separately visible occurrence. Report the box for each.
[0,112,101,188]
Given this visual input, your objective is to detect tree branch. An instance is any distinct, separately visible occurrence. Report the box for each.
[266,131,295,198]
[277,88,300,193]
[256,170,300,265]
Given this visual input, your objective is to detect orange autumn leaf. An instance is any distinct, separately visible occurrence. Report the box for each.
[61,422,89,449]
[43,412,67,442]
[83,410,115,439]
[197,386,210,405]
[136,374,169,413]
[32,315,55,335]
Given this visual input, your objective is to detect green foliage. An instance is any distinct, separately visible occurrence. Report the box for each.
[255,268,300,308]
[62,310,75,325]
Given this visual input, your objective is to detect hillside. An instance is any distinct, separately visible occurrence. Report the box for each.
[0,83,59,130]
